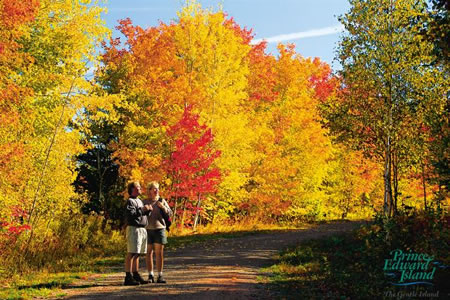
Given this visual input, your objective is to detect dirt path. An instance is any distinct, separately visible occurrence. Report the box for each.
[61,220,367,300]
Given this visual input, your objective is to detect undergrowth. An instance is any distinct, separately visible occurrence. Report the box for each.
[264,209,449,299]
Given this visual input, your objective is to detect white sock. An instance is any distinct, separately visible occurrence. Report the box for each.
[149,271,154,276]
[158,272,163,277]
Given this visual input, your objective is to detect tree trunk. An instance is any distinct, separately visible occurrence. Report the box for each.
[172,195,178,225]
[97,148,107,230]
[193,194,201,230]
[422,163,427,209]
[385,0,395,219]
[383,137,393,217]
[437,185,441,210]
[392,150,398,216]
[180,198,187,228]
[24,78,76,260]
[28,78,75,224]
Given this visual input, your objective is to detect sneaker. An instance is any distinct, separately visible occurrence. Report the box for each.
[133,272,149,284]
[148,274,155,283]
[124,275,140,286]
[156,276,166,283]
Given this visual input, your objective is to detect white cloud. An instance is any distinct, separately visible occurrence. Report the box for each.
[251,24,344,44]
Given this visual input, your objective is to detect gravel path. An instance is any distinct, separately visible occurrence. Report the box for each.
[61,220,367,300]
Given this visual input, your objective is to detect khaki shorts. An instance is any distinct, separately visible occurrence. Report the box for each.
[126,226,147,254]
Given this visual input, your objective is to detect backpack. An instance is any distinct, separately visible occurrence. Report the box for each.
[159,198,172,232]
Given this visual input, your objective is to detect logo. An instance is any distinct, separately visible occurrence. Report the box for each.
[384,249,436,286]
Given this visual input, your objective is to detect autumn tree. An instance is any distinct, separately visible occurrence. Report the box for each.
[0,0,39,261]
[98,1,256,222]
[237,43,334,221]
[322,145,383,219]
[97,0,384,224]
[422,0,449,207]
[425,0,449,65]
[96,18,183,184]
[163,106,221,228]
[73,119,125,227]
[1,0,109,270]
[172,2,256,217]
[323,0,448,217]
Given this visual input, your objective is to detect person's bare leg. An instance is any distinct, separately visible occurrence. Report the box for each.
[146,244,154,272]
[130,253,148,284]
[124,253,139,285]
[154,243,166,282]
[131,254,139,272]
[125,253,133,272]
[154,243,164,273]
[146,244,154,281]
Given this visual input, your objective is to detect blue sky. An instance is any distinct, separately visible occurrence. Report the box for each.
[101,0,350,70]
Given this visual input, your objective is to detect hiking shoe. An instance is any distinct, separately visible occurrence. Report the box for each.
[133,272,149,284]
[156,276,166,283]
[124,276,140,286]
[148,274,155,283]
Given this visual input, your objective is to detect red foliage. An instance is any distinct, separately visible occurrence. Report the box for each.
[164,106,221,201]
[224,16,254,45]
[115,18,146,48]
[309,58,338,102]
[0,205,31,253]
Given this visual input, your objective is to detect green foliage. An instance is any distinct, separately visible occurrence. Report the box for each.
[324,0,449,216]
[425,0,450,65]
[0,272,88,300]
[363,208,449,262]
[265,233,385,299]
[73,138,126,226]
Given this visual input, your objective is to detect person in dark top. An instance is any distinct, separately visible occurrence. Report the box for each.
[124,181,153,286]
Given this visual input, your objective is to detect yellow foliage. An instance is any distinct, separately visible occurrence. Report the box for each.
[0,0,110,270]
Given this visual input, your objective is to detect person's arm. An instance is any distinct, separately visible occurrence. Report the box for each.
[161,199,173,218]
[145,206,153,216]
[126,199,152,217]
[126,199,143,218]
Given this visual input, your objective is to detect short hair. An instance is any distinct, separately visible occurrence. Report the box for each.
[127,181,140,195]
[147,181,160,190]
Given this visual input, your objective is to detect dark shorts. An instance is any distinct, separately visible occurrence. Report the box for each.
[147,228,167,245]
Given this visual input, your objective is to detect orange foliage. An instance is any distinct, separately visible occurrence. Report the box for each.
[98,3,384,222]
[0,0,38,179]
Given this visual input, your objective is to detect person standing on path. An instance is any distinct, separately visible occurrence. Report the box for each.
[124,181,153,286]
[145,181,173,283]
